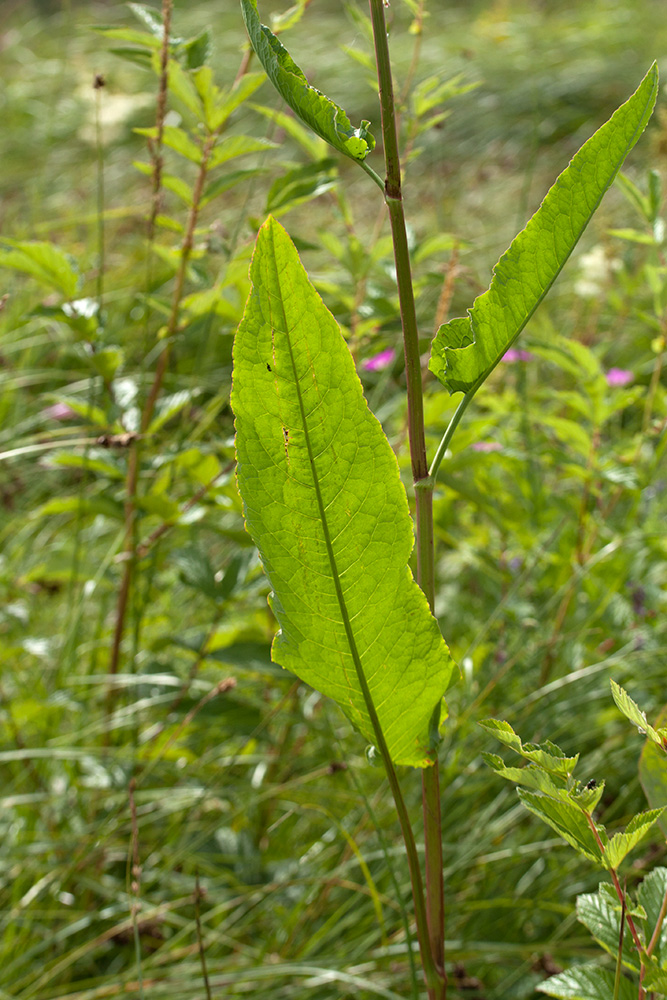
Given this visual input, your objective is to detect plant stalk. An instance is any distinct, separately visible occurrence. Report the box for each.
[369,1,446,996]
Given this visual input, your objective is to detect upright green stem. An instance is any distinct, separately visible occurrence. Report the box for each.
[368,2,446,997]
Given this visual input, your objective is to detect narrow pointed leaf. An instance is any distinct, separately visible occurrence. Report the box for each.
[430,63,658,395]
[241,0,375,163]
[232,217,455,766]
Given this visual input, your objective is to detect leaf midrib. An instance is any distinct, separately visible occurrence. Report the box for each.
[267,226,386,748]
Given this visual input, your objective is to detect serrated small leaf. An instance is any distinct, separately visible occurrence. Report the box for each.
[611,679,666,747]
[643,957,667,993]
[576,886,641,971]
[606,809,664,869]
[429,63,658,395]
[639,708,667,838]
[536,962,637,1000]
[480,718,578,776]
[232,217,455,766]
[637,867,667,967]
[241,0,375,163]
[517,789,605,865]
[481,753,566,796]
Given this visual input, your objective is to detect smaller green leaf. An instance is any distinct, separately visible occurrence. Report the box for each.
[128,2,167,38]
[606,809,665,870]
[46,451,125,481]
[162,173,193,206]
[108,46,153,68]
[430,63,658,395]
[200,71,266,132]
[241,0,375,163]
[173,547,220,601]
[201,167,270,208]
[481,752,566,797]
[480,719,578,776]
[536,962,636,1000]
[517,789,605,865]
[0,240,79,298]
[616,171,652,221]
[637,868,667,967]
[147,389,198,434]
[266,158,338,214]
[95,26,161,48]
[34,495,124,521]
[611,679,667,748]
[576,885,641,971]
[209,134,278,169]
[642,958,667,994]
[639,709,667,838]
[251,103,326,159]
[182,28,211,69]
[165,57,205,117]
[135,125,202,163]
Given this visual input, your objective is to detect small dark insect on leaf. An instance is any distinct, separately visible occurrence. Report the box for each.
[586,779,597,790]
[266,363,271,372]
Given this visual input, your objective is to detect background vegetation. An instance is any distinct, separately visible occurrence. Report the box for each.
[1,1,666,997]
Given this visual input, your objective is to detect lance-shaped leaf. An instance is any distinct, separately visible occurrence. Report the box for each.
[430,63,658,395]
[232,217,455,767]
[241,0,375,163]
[639,708,667,838]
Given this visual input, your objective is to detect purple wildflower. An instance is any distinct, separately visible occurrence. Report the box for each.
[42,402,77,421]
[502,348,533,362]
[472,441,503,452]
[363,348,395,372]
[606,367,633,387]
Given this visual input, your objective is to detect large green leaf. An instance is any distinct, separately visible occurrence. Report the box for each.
[240,0,375,163]
[429,63,658,395]
[232,217,455,766]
